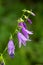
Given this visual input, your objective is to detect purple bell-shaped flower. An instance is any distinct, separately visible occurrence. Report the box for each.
[8,40,15,58]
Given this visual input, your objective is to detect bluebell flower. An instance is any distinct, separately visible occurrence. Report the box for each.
[22,27,33,39]
[17,32,31,48]
[8,40,15,58]
[18,22,27,28]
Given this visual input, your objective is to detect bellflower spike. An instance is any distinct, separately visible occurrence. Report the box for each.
[8,40,15,58]
[22,27,33,39]
[17,32,28,48]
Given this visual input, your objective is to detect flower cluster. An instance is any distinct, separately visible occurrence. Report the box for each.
[7,9,35,58]
[18,22,33,48]
[0,9,35,65]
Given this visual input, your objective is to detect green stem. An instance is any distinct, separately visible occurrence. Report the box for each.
[2,46,7,55]
[13,26,18,36]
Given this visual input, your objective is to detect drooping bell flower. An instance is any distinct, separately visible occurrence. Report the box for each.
[18,22,23,27]
[23,15,32,24]
[22,27,33,39]
[17,32,30,48]
[8,40,15,58]
[27,18,32,24]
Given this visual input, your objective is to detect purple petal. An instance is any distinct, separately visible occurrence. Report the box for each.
[18,22,23,27]
[10,53,14,58]
[23,22,27,28]
[17,32,27,48]
[18,22,27,29]
[22,27,33,40]
[18,32,22,48]
[21,39,26,46]
[22,27,33,35]
[18,32,27,41]
[22,28,29,39]
[25,29,33,34]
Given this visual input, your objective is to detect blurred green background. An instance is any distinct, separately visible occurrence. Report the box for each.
[0,0,43,65]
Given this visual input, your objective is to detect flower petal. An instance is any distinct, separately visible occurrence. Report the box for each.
[18,22,23,27]
[22,27,33,34]
[18,22,27,29]
[17,32,27,47]
[23,22,27,28]
[19,32,27,41]
[22,28,29,38]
